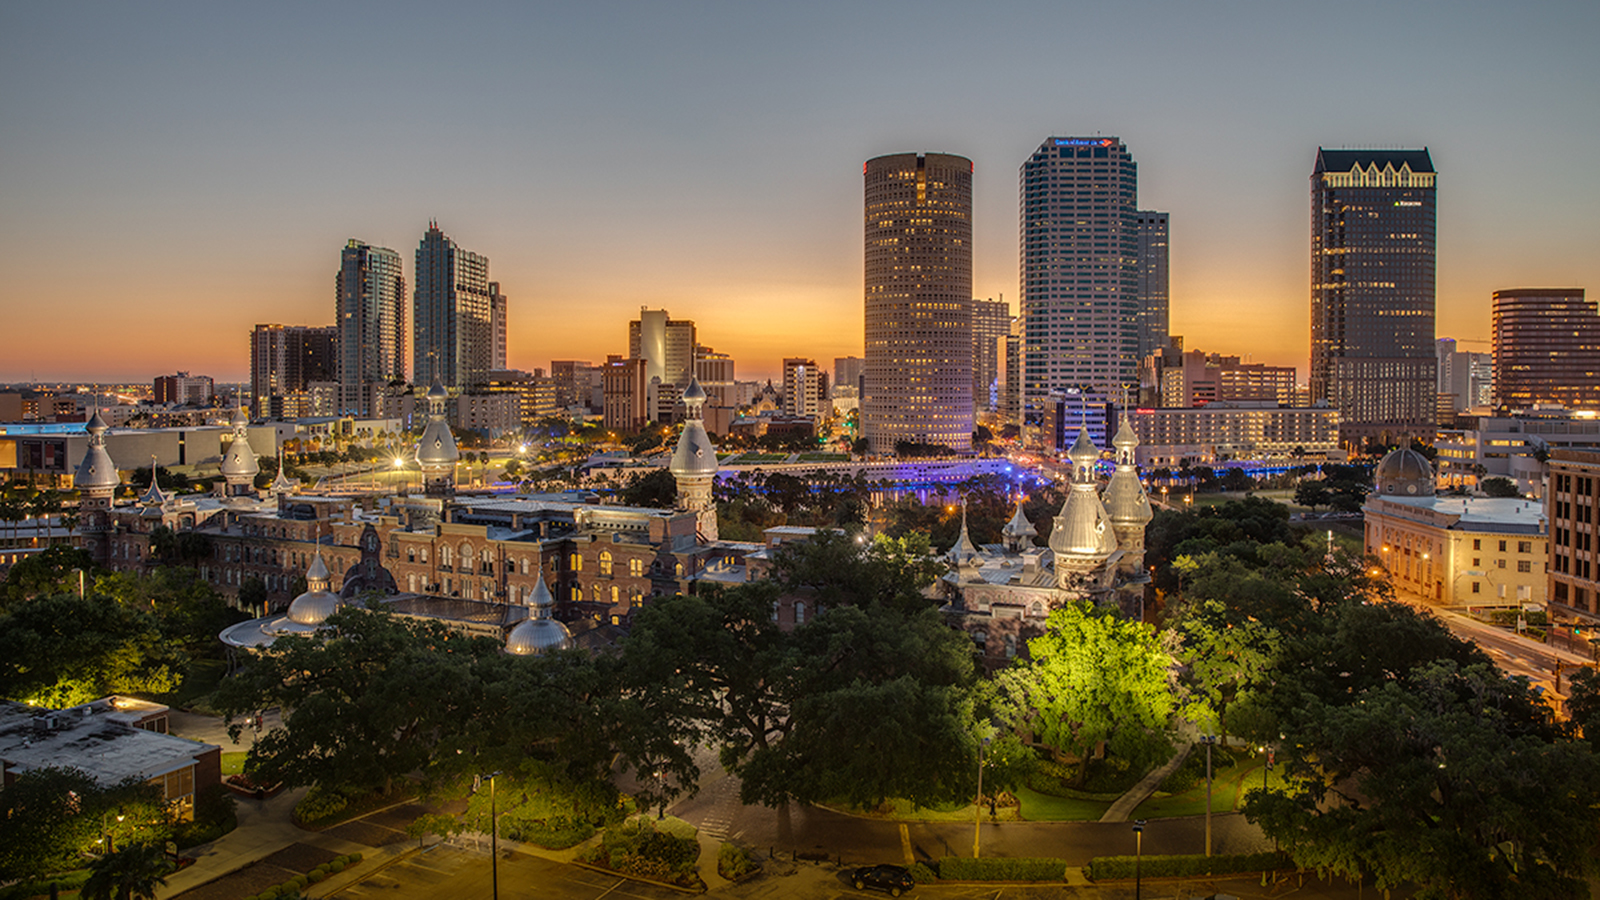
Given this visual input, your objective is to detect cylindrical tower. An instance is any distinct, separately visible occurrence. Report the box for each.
[863,152,974,454]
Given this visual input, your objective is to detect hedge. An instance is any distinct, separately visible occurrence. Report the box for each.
[938,857,1068,881]
[1086,851,1292,880]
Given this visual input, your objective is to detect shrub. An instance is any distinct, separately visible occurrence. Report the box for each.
[290,874,308,889]
[293,785,349,825]
[718,844,758,880]
[908,862,938,883]
[505,816,594,850]
[1086,852,1291,880]
[938,857,1067,881]
[329,860,345,874]
[307,869,326,883]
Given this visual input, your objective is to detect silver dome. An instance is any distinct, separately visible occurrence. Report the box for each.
[220,408,260,479]
[506,575,572,656]
[75,411,122,492]
[415,378,459,468]
[1374,447,1435,497]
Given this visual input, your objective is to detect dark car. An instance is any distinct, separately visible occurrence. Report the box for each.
[852,864,914,896]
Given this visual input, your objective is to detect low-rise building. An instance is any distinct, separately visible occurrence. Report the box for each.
[0,697,220,821]
[1548,449,1600,623]
[1363,447,1547,606]
[1128,401,1341,466]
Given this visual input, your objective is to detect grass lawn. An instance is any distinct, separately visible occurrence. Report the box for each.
[818,797,995,822]
[221,751,248,775]
[1014,786,1113,821]
[1133,758,1289,819]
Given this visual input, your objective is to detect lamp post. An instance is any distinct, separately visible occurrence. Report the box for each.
[1132,819,1146,900]
[972,735,990,859]
[489,773,499,900]
[1200,735,1216,857]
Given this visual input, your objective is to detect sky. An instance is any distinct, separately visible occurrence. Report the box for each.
[2,1,1597,385]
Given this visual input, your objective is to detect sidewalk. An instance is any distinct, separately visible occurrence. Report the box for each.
[1100,743,1191,823]
[157,787,309,898]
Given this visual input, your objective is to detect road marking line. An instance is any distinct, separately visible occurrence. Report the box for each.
[900,823,913,866]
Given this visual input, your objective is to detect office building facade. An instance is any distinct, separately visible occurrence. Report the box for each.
[971,299,1011,416]
[1309,149,1437,446]
[782,358,828,421]
[1492,289,1599,412]
[1135,211,1170,361]
[863,152,974,454]
[1020,137,1140,449]
[336,240,406,416]
[628,309,697,389]
[413,222,493,390]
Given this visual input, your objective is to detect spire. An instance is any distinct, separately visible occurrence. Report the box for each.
[947,501,981,569]
[75,408,121,493]
[139,454,168,506]
[1001,497,1037,552]
[1050,428,1118,574]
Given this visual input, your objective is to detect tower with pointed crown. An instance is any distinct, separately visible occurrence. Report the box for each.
[74,409,121,563]
[219,407,260,500]
[1049,427,1119,582]
[415,378,459,498]
[1102,413,1154,577]
[668,377,719,541]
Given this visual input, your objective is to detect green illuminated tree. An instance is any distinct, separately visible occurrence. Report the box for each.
[998,600,1174,783]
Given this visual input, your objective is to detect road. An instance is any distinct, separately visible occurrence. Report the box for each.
[1390,586,1596,712]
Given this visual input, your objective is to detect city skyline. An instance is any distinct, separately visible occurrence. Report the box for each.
[2,2,1597,384]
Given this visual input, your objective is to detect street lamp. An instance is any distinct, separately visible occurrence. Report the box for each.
[1132,819,1146,900]
[488,773,500,900]
[972,735,991,858]
[1199,735,1216,858]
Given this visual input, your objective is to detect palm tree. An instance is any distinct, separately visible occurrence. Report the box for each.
[81,842,170,900]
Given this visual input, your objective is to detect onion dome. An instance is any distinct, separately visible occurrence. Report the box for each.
[1374,447,1435,497]
[75,410,121,492]
[670,379,719,478]
[1050,429,1117,570]
[506,574,572,656]
[415,378,459,467]
[220,407,260,480]
[287,550,340,626]
[947,505,982,569]
[1067,427,1100,481]
[1103,417,1153,527]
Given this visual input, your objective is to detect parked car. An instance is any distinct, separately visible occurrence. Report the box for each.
[852,864,914,896]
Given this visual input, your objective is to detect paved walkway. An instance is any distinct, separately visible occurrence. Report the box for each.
[1099,743,1191,823]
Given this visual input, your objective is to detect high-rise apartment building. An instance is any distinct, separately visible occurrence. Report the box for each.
[251,324,338,418]
[971,299,1011,416]
[1135,211,1170,361]
[1020,137,1140,449]
[413,222,493,390]
[602,356,649,431]
[1492,289,1599,412]
[999,317,1022,427]
[490,282,508,371]
[833,357,865,397]
[628,309,697,389]
[1310,149,1437,446]
[863,152,974,454]
[782,358,828,421]
[336,239,406,415]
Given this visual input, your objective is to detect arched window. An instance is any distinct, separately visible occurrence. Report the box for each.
[675,562,684,577]
[570,552,583,572]
[408,573,417,592]
[1004,635,1017,658]
[610,585,619,603]
[520,557,529,575]
[481,549,492,574]
[407,547,415,563]
[599,551,613,576]
[592,584,602,603]
[572,586,582,603]
[1029,601,1044,618]
[795,602,807,625]
[629,558,643,577]
[440,545,450,566]
[460,542,472,567]
[420,547,428,563]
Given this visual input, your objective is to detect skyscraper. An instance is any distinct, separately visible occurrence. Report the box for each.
[336,240,406,416]
[1135,211,1169,361]
[252,324,338,418]
[628,309,697,388]
[1310,149,1437,446]
[1492,288,1599,411]
[490,282,508,371]
[1019,137,1140,449]
[971,298,1011,417]
[863,152,973,454]
[413,222,493,390]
